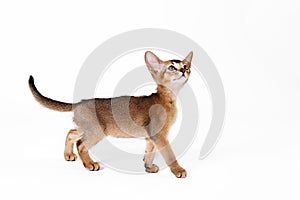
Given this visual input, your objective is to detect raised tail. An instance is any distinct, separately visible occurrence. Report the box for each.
[28,75,75,112]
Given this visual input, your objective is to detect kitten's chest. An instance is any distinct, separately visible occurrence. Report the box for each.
[164,100,177,124]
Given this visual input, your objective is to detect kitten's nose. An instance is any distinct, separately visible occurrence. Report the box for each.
[179,68,186,77]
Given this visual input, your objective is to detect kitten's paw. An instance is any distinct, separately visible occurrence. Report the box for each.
[145,164,159,173]
[84,162,100,171]
[171,166,187,178]
[64,153,77,161]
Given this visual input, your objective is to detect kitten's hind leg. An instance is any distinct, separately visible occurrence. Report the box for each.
[144,138,159,173]
[73,103,106,171]
[64,129,80,161]
[76,139,100,171]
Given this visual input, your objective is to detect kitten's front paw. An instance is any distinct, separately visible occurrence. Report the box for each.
[64,153,77,161]
[145,164,159,173]
[171,166,187,178]
[84,162,100,171]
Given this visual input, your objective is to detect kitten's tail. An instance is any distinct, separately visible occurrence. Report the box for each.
[28,75,75,112]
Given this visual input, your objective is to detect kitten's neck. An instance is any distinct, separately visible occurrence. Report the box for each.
[156,85,177,103]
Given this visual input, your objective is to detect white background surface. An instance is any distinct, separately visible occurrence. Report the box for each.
[1,0,300,199]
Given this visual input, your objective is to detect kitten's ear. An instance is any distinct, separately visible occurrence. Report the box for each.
[145,51,163,74]
[183,51,193,67]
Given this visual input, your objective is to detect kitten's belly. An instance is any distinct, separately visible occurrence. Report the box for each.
[105,124,148,138]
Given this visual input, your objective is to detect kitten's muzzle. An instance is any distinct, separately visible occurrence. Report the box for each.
[179,68,187,77]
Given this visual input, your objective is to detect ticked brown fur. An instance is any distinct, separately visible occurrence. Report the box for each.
[29,51,193,178]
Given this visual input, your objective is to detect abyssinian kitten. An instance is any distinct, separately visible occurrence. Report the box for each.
[29,51,193,178]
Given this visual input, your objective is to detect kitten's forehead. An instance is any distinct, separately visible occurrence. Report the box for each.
[165,59,183,68]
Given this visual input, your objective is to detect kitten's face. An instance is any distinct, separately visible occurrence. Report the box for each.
[144,51,193,93]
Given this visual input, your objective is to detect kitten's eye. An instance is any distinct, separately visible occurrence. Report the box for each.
[168,65,176,71]
[183,65,189,71]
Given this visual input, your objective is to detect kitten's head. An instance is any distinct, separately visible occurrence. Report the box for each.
[144,51,193,93]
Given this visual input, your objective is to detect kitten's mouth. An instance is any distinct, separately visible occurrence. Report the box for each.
[173,74,186,81]
[173,75,186,81]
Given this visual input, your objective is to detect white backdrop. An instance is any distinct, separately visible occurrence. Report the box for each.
[0,0,299,200]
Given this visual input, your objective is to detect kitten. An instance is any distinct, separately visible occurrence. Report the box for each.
[29,51,193,178]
